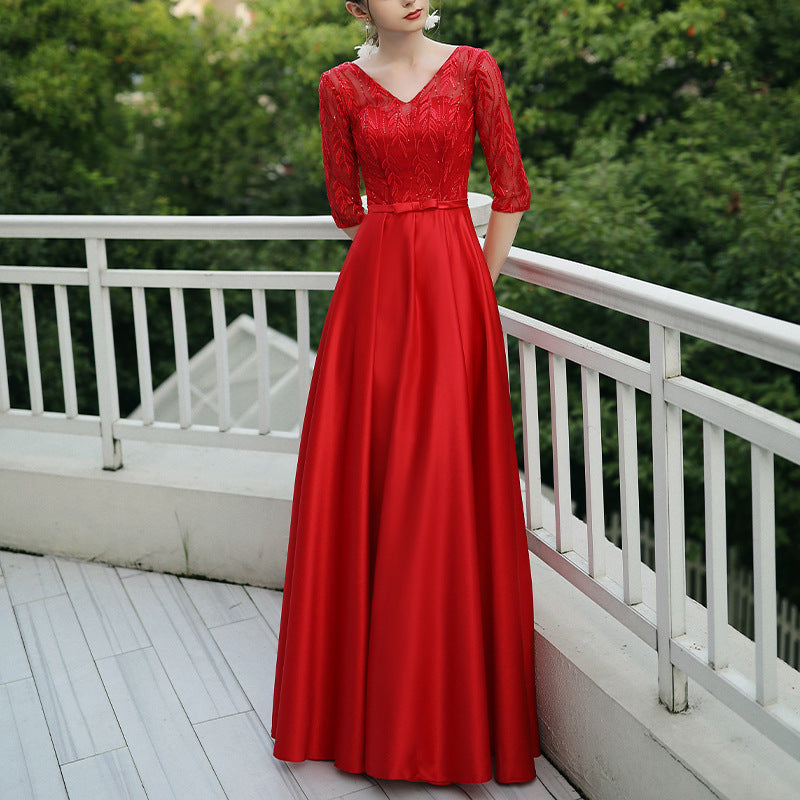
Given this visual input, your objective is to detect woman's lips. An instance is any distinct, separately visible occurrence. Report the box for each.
[404,9,422,19]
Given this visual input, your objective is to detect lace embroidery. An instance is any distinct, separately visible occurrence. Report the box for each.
[318,47,529,228]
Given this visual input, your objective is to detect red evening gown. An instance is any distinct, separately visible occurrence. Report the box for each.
[271,46,540,784]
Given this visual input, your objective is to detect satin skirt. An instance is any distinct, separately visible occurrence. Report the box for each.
[271,205,540,784]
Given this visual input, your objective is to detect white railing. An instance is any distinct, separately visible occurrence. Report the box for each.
[0,216,344,467]
[1,213,799,760]
[500,246,800,760]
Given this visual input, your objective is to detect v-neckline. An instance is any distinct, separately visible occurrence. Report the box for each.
[351,46,462,105]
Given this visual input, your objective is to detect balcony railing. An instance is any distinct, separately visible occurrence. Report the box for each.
[1,213,799,762]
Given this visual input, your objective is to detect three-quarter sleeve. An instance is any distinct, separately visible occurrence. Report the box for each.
[473,51,531,214]
[319,71,365,229]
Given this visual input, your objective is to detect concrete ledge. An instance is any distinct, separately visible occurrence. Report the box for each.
[0,429,295,587]
[532,513,800,800]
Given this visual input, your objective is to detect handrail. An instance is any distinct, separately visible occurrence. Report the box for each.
[499,244,800,759]
[3,213,796,367]
[0,214,348,241]
[504,247,800,372]
[0,192,494,241]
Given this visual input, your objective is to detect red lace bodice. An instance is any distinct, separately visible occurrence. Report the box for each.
[318,46,530,229]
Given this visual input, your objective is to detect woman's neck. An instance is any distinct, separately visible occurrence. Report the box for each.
[371,30,432,66]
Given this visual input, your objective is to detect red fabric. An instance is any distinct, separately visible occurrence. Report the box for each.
[318,46,530,228]
[272,46,540,785]
[369,198,468,213]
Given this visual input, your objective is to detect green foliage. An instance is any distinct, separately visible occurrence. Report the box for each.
[0,0,181,213]
[482,0,800,601]
[125,0,363,216]
[484,0,754,158]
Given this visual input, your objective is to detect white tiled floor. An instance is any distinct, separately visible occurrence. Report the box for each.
[0,550,580,800]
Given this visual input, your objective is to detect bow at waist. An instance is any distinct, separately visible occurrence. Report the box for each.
[368,198,468,214]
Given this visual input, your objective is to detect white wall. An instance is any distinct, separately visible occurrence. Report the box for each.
[530,498,800,800]
[532,550,800,800]
[0,430,294,587]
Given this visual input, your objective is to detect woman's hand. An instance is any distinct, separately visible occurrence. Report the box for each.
[482,210,524,284]
[343,224,361,240]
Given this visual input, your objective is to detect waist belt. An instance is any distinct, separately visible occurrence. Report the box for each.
[368,198,468,214]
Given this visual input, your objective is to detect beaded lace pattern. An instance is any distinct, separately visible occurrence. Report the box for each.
[318,46,530,229]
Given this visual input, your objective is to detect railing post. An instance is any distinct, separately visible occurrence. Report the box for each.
[519,341,543,531]
[54,285,79,419]
[549,353,573,553]
[703,421,729,669]
[85,237,122,470]
[0,294,8,412]
[170,287,192,429]
[295,289,311,412]
[751,444,778,706]
[19,284,44,415]
[616,382,643,605]
[210,288,232,432]
[582,366,606,578]
[649,322,688,711]
[131,287,155,425]
[252,289,271,435]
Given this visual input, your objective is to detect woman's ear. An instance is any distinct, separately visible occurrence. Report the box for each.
[345,1,370,24]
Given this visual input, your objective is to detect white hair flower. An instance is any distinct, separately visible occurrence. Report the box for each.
[354,39,380,59]
[424,9,440,30]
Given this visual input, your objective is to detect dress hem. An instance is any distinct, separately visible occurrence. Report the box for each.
[271,753,537,786]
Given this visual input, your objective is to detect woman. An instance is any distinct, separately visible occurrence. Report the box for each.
[271,0,540,785]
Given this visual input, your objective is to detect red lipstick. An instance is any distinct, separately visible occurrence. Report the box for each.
[404,9,422,20]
